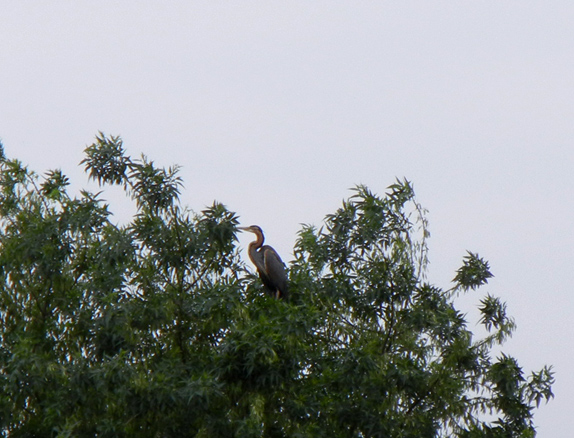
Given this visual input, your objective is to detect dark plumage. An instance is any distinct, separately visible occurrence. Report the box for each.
[239,225,289,300]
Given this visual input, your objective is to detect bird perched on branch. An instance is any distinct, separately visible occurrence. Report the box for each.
[239,225,289,300]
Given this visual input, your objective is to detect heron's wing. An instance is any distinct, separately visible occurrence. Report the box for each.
[263,247,289,299]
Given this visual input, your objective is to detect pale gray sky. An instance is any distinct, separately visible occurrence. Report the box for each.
[1,2,573,435]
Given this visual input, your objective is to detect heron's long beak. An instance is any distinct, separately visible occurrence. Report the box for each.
[238,226,251,233]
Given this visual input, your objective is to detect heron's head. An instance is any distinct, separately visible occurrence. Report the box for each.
[238,225,263,236]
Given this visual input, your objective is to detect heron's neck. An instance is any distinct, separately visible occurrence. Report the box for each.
[249,233,264,250]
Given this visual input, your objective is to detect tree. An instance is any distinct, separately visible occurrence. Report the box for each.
[0,134,553,437]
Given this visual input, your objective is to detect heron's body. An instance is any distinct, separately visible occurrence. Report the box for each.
[239,225,289,300]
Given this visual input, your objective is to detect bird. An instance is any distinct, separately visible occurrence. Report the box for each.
[238,225,289,300]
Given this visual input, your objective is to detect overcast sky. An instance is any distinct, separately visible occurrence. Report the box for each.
[1,2,572,434]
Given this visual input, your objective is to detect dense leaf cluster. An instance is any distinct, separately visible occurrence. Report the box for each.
[0,136,553,437]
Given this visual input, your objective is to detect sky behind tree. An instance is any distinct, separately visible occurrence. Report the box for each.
[1,2,572,435]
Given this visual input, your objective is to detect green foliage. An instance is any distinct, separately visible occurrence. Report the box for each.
[454,252,493,292]
[0,135,553,437]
